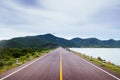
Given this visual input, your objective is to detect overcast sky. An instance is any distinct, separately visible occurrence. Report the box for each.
[0,0,120,40]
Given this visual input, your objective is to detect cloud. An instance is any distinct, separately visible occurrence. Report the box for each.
[14,0,39,7]
[0,25,36,40]
[1,0,117,25]
[0,0,120,40]
[41,0,118,22]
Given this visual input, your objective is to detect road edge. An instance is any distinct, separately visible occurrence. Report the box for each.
[68,49,120,80]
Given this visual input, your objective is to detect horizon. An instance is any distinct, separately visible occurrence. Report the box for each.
[0,0,120,40]
[0,33,120,41]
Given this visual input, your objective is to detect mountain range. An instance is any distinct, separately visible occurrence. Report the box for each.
[0,34,120,48]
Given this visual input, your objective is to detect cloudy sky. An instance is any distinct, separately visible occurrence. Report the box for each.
[0,0,120,40]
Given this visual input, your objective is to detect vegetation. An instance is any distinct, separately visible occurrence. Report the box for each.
[71,38,120,48]
[1,34,120,49]
[0,34,76,48]
[0,33,120,74]
[0,48,52,74]
[70,50,120,74]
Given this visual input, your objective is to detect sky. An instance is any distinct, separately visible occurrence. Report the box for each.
[0,0,120,40]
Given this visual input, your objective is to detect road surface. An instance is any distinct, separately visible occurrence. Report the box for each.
[0,48,120,80]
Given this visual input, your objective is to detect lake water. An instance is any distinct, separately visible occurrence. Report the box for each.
[70,48,120,66]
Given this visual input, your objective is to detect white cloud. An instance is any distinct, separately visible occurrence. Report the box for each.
[0,25,36,40]
[41,0,118,22]
[2,0,117,25]
[0,0,120,40]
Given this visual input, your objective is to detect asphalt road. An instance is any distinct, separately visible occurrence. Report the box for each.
[0,47,120,80]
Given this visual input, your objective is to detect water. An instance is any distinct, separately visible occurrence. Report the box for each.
[70,48,120,66]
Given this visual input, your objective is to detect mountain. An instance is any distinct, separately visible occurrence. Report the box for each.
[0,34,120,48]
[71,38,120,48]
[0,34,76,48]
[38,34,76,47]
[71,38,102,47]
[0,40,7,48]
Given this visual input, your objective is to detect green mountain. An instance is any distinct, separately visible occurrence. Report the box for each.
[0,40,7,48]
[70,38,101,47]
[0,34,76,48]
[71,38,120,48]
[0,34,120,48]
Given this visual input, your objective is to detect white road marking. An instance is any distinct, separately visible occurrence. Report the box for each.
[79,57,120,80]
[0,53,50,80]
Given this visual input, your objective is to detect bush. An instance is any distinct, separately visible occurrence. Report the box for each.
[6,61,14,66]
[34,52,40,58]
[0,48,50,73]
[0,61,4,67]
[19,56,27,62]
[97,57,103,61]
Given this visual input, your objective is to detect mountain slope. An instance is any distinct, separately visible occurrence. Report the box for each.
[0,34,120,48]
[71,38,120,47]
[71,38,102,47]
[0,40,7,48]
[0,34,77,48]
[38,34,77,47]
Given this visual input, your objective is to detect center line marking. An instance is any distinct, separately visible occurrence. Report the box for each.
[60,53,63,80]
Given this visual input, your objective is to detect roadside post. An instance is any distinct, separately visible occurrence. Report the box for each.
[16,58,18,64]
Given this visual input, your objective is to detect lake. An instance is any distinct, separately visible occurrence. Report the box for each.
[70,48,120,66]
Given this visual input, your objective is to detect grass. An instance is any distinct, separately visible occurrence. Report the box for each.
[0,49,53,74]
[69,50,120,74]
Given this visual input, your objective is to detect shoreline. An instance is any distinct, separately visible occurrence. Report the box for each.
[69,49,120,77]
[69,48,120,66]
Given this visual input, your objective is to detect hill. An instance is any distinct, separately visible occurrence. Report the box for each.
[71,38,120,47]
[0,34,76,48]
[0,34,120,48]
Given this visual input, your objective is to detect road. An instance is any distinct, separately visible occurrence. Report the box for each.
[0,47,120,80]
